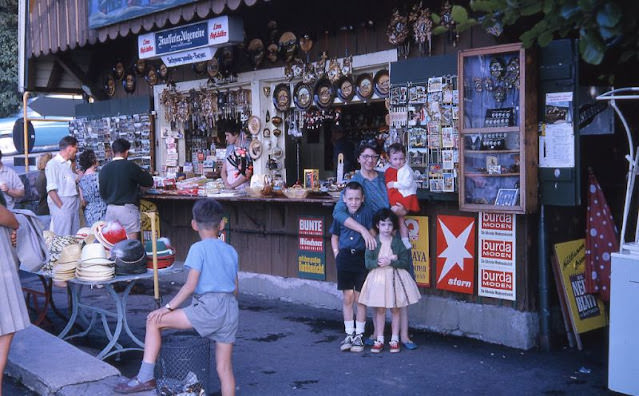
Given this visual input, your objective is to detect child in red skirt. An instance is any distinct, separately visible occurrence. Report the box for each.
[385,143,420,249]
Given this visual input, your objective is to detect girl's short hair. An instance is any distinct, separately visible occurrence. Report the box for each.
[192,198,224,230]
[387,143,406,155]
[373,208,399,233]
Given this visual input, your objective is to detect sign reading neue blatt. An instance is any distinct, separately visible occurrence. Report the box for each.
[478,212,516,301]
[138,15,244,60]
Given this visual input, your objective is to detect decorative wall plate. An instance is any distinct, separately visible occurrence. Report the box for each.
[247,115,261,135]
[263,128,271,138]
[374,69,390,97]
[273,83,291,112]
[356,73,374,100]
[314,77,335,109]
[293,82,313,110]
[336,75,355,102]
[123,72,136,93]
[249,139,263,160]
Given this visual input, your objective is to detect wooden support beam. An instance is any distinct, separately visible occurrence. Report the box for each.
[46,61,63,90]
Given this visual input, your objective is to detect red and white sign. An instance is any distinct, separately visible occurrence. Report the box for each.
[478,212,516,301]
[436,215,475,294]
[298,217,324,252]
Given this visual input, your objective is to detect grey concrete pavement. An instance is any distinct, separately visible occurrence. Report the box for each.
[7,267,610,395]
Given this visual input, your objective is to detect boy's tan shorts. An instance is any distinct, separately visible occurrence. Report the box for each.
[183,292,238,344]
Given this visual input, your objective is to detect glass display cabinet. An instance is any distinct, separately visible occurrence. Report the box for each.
[458,43,537,213]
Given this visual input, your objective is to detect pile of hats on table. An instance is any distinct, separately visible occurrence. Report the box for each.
[45,221,150,282]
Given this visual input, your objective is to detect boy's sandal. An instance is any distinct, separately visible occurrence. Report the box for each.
[114,377,157,394]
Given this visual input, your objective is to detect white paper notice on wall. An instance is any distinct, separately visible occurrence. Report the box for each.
[539,123,575,168]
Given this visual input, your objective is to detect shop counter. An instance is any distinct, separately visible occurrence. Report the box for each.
[144,193,339,282]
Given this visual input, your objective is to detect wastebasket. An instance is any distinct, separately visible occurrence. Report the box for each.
[155,332,210,395]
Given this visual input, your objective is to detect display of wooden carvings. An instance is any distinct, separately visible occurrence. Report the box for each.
[458,42,537,213]
[69,113,153,171]
[390,73,459,193]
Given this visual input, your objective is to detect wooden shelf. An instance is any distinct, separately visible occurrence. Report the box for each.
[464,149,520,154]
[462,127,520,133]
[465,172,520,177]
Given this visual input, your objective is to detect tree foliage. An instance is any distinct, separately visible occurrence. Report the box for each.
[469,0,639,82]
[0,0,19,118]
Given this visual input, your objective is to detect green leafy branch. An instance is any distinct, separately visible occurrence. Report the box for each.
[468,0,639,69]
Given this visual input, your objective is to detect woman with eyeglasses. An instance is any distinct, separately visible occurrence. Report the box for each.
[332,141,419,351]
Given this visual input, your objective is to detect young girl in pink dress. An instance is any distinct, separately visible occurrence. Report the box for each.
[385,143,420,249]
[358,208,421,353]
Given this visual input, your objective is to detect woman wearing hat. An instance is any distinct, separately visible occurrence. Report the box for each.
[0,195,30,396]
[220,129,253,190]
[78,149,107,227]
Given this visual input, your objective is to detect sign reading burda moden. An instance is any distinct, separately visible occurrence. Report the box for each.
[477,212,516,301]
[138,15,244,64]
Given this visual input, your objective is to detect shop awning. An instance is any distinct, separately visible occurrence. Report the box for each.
[28,0,265,58]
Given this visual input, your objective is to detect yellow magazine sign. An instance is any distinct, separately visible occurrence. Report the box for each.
[406,216,429,287]
[554,239,607,334]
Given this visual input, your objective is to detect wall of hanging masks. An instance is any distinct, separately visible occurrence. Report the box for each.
[69,114,152,171]
[390,74,459,193]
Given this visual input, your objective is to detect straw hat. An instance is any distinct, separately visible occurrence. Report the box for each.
[79,243,116,266]
[57,243,82,265]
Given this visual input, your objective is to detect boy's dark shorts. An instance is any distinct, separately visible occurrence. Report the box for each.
[336,249,367,292]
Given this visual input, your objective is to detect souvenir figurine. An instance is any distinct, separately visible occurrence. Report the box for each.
[279,32,298,63]
[266,43,279,63]
[341,55,353,77]
[413,6,433,56]
[314,51,328,78]
[439,0,458,47]
[386,9,410,59]
[327,58,342,84]
[145,67,158,86]
[123,72,136,94]
[113,61,125,81]
[247,38,265,70]
[135,58,146,75]
[158,62,169,82]
[104,74,116,97]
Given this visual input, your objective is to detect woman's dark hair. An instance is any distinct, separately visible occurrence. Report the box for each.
[357,139,379,157]
[372,208,399,233]
[225,129,241,136]
[78,150,97,171]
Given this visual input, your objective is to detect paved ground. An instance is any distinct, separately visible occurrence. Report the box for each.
[5,268,612,395]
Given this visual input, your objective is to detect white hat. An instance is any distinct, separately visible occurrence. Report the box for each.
[79,243,115,266]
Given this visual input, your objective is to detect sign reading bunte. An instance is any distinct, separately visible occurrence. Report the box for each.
[137,15,244,61]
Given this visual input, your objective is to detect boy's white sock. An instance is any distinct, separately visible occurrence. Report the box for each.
[376,336,385,343]
[390,335,399,343]
[344,320,355,335]
[402,237,412,249]
[355,321,366,335]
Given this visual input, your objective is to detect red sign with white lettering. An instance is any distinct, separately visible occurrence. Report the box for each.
[435,215,475,294]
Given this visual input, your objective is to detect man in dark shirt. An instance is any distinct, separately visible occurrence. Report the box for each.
[99,138,153,240]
